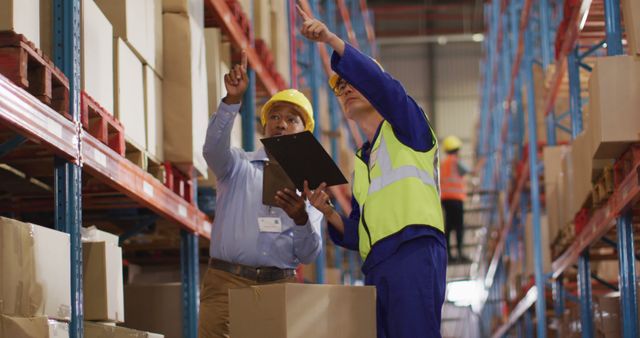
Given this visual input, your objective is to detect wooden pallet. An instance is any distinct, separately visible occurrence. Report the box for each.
[592,165,614,208]
[124,140,164,181]
[0,31,70,119]
[81,91,125,156]
[163,162,194,205]
[613,144,640,188]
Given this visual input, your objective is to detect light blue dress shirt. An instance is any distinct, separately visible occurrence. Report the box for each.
[202,102,323,269]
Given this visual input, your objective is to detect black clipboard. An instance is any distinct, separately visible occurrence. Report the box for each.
[261,131,348,194]
[262,159,296,206]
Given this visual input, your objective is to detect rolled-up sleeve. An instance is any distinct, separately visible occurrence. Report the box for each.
[292,205,324,264]
[202,102,242,180]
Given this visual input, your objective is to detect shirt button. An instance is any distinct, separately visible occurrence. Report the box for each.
[263,252,267,255]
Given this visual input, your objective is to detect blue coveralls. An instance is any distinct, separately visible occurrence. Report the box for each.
[327,44,448,338]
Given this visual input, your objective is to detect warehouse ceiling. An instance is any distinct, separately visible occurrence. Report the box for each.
[368,0,484,38]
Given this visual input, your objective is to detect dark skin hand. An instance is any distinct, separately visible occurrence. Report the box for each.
[275,188,309,225]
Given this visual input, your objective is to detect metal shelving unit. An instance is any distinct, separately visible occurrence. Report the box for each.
[477,0,639,337]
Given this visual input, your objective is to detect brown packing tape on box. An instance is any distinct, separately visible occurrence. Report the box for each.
[0,217,71,321]
[0,315,70,338]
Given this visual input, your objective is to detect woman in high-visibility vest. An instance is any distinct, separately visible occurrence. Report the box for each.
[441,136,470,262]
[297,6,446,338]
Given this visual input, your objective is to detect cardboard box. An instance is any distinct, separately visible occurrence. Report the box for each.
[114,37,146,150]
[161,0,204,28]
[270,0,291,85]
[0,217,71,321]
[543,145,569,188]
[205,28,223,116]
[253,0,272,46]
[162,13,209,176]
[95,0,162,74]
[0,315,69,338]
[560,147,574,225]
[569,132,592,215]
[325,268,343,285]
[0,0,40,47]
[230,284,376,338]
[622,0,640,57]
[588,56,640,159]
[546,184,561,242]
[145,65,164,161]
[85,322,163,338]
[524,214,551,276]
[123,283,182,338]
[82,226,119,246]
[81,0,114,114]
[593,293,620,338]
[83,242,125,322]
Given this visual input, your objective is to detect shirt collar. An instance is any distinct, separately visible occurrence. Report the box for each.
[248,147,269,162]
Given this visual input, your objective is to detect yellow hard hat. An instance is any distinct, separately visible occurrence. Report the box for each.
[260,89,315,133]
[443,136,463,152]
[328,58,383,93]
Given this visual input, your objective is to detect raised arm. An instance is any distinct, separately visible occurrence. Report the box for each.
[202,52,249,179]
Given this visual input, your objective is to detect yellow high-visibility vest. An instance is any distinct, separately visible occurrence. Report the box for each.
[353,121,444,260]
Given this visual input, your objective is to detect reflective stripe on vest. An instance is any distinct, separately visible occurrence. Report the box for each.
[440,154,466,201]
[353,121,444,260]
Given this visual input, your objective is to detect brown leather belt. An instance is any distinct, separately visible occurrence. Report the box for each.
[209,258,295,283]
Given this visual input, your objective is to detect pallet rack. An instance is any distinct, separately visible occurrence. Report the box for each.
[0,0,376,337]
[477,0,638,337]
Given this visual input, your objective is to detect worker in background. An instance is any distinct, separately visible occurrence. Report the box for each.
[297,6,446,338]
[199,51,324,338]
[441,135,470,263]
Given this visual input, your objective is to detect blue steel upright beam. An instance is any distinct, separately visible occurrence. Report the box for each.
[523,24,547,338]
[181,228,200,338]
[539,0,556,145]
[567,48,582,140]
[324,0,344,278]
[53,1,83,337]
[306,0,325,284]
[241,0,256,151]
[617,212,638,338]
[602,0,637,335]
[577,251,594,338]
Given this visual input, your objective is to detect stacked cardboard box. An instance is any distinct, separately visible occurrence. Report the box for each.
[524,213,551,277]
[92,0,164,161]
[0,0,40,47]
[82,228,125,323]
[0,315,69,338]
[123,283,182,338]
[85,322,163,338]
[588,56,640,159]
[593,293,621,338]
[622,0,640,57]
[543,145,569,241]
[0,217,71,337]
[162,0,209,176]
[229,284,376,338]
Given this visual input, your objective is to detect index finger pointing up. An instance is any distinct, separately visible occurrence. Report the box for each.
[241,50,248,71]
[296,3,311,21]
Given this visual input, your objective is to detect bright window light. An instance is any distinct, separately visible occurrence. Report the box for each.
[446,280,482,307]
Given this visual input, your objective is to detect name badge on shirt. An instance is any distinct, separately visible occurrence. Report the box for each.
[258,217,283,233]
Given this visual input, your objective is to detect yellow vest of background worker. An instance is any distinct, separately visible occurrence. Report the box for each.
[353,120,445,260]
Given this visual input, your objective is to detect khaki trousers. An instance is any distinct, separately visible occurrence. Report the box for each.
[198,267,296,338]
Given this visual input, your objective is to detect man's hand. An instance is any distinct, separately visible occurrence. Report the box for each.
[275,188,309,225]
[222,51,248,104]
[296,4,334,43]
[303,181,333,216]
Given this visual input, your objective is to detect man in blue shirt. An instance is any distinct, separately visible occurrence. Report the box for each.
[298,7,447,338]
[199,52,324,338]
